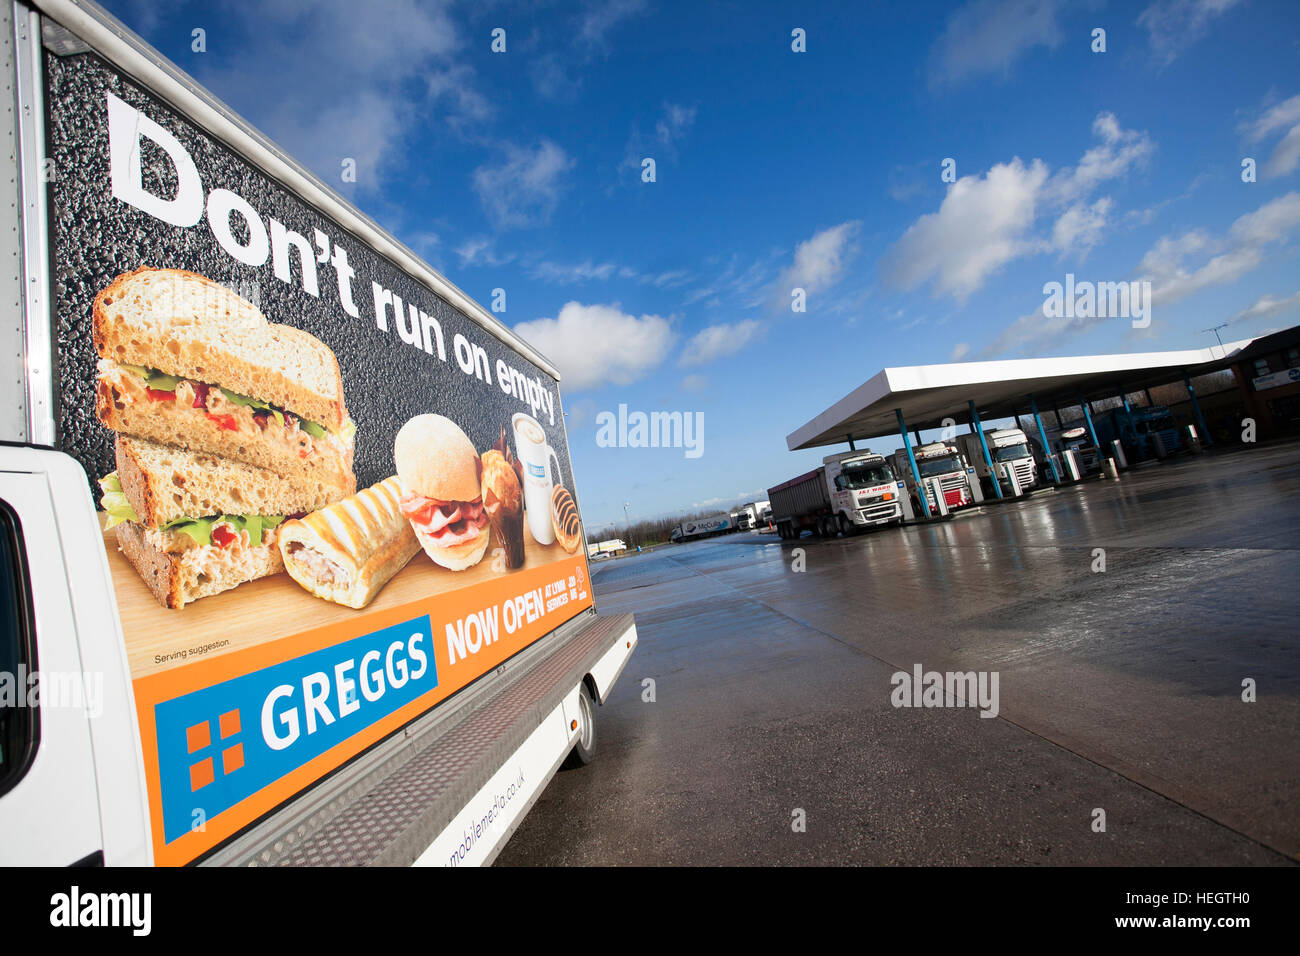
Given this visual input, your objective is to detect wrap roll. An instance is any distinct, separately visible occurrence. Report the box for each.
[278,476,420,609]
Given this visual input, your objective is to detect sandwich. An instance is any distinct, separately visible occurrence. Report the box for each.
[278,477,421,609]
[394,414,490,571]
[101,435,346,609]
[93,267,356,493]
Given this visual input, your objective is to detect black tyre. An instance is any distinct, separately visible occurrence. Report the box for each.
[837,514,851,536]
[561,682,596,770]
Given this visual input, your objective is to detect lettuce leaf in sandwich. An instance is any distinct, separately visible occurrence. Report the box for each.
[98,473,283,547]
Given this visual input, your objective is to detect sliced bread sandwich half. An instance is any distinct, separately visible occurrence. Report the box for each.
[93,267,355,489]
[101,435,350,609]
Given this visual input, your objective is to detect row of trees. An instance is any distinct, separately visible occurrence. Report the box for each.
[590,504,755,549]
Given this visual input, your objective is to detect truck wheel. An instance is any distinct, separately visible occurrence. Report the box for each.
[561,682,596,770]
[822,515,837,538]
[838,514,851,536]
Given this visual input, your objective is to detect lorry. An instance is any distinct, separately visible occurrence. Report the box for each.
[768,450,904,539]
[0,0,635,867]
[670,514,733,542]
[1043,425,1101,475]
[1078,405,1182,463]
[587,538,627,558]
[890,442,979,515]
[731,500,770,531]
[957,428,1038,496]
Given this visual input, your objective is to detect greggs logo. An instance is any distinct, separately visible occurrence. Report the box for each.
[261,631,429,751]
[154,615,436,844]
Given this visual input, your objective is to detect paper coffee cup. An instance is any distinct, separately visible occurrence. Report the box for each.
[513,412,561,546]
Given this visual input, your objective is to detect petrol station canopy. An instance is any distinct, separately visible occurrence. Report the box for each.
[786,336,1262,451]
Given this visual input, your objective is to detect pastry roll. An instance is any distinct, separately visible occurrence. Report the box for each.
[278,476,420,608]
[551,485,581,554]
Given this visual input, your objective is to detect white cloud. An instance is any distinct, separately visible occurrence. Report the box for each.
[529,1,649,101]
[929,0,1065,88]
[473,140,574,230]
[1227,192,1300,245]
[1242,94,1300,141]
[772,222,861,307]
[680,374,709,392]
[984,192,1300,358]
[455,237,514,268]
[885,114,1152,299]
[656,104,697,151]
[529,52,582,102]
[425,63,494,130]
[885,158,1048,300]
[530,260,620,283]
[1138,193,1300,306]
[580,0,648,48]
[514,302,674,391]
[686,254,776,309]
[406,230,440,259]
[1052,197,1113,255]
[1138,0,1245,66]
[1242,94,1300,179]
[641,269,692,289]
[1232,290,1300,325]
[691,490,767,510]
[1262,127,1300,179]
[623,102,697,179]
[950,343,971,361]
[182,0,476,191]
[679,320,761,367]
[565,397,600,430]
[1046,113,1155,203]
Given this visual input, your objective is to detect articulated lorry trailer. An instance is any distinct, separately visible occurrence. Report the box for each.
[957,428,1038,496]
[0,0,636,867]
[670,514,733,542]
[769,450,904,539]
[890,442,982,515]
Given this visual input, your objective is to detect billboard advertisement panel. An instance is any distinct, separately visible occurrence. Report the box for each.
[44,51,591,863]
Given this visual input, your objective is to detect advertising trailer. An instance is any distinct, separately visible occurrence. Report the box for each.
[0,0,635,866]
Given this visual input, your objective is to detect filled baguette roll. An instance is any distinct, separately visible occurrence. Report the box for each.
[278,476,420,609]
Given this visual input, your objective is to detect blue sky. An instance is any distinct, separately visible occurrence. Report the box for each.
[105,0,1300,529]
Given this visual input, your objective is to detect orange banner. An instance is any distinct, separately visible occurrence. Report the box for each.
[133,556,593,865]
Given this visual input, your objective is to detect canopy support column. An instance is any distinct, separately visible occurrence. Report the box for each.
[1184,371,1213,446]
[1029,394,1060,484]
[968,400,1002,499]
[1078,391,1101,449]
[897,408,931,518]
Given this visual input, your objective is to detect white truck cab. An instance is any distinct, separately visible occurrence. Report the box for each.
[958,428,1038,495]
[891,442,978,514]
[823,450,904,529]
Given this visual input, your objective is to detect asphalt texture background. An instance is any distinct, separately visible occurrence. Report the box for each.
[497,443,1300,865]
